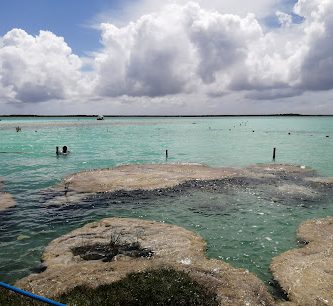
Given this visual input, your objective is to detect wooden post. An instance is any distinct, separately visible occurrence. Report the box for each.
[56,146,59,156]
[166,149,168,159]
[273,147,276,161]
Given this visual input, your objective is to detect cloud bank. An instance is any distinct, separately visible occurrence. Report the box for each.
[1,0,333,113]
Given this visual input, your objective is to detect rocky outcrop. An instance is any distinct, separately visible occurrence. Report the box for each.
[59,163,239,193]
[16,217,274,305]
[271,217,333,306]
[44,163,333,206]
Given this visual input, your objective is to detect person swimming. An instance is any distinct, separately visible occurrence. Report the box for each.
[56,146,70,156]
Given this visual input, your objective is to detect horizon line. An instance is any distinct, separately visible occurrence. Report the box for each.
[1,114,333,117]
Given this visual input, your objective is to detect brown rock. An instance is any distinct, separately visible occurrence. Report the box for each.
[16,217,274,305]
[271,217,333,306]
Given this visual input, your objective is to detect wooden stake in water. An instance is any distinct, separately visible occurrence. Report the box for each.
[166,149,168,159]
[273,147,276,161]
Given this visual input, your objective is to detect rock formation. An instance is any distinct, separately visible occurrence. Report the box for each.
[271,216,333,306]
[16,217,274,305]
[44,163,332,206]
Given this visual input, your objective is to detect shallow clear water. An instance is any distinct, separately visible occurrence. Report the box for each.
[0,116,332,286]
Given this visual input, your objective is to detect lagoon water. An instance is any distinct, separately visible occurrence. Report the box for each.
[0,116,332,286]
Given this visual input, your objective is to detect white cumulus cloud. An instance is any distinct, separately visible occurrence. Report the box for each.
[0,29,86,103]
[112,0,285,24]
[295,0,333,91]
[92,2,264,98]
[93,4,198,97]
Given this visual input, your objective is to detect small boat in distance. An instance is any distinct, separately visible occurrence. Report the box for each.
[97,115,104,120]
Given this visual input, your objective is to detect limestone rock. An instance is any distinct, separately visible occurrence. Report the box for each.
[271,216,333,306]
[44,163,333,206]
[60,163,240,194]
[16,217,274,306]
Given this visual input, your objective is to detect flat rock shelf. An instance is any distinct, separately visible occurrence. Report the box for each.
[43,163,332,207]
[16,217,274,306]
[271,216,333,306]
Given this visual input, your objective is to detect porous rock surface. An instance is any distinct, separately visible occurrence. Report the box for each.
[16,217,275,306]
[45,163,332,206]
[271,216,333,306]
[61,163,240,193]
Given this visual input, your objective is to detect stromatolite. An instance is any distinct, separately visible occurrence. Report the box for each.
[271,216,333,306]
[16,217,274,306]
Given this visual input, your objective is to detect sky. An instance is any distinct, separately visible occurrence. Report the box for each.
[0,0,333,115]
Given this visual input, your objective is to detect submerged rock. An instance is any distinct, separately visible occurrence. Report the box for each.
[270,216,333,306]
[16,217,274,305]
[0,192,16,212]
[276,184,319,200]
[245,164,316,177]
[16,234,30,241]
[0,179,16,212]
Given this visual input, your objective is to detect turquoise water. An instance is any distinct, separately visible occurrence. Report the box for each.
[0,116,332,286]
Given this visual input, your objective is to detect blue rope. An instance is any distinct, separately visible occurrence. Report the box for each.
[0,282,66,306]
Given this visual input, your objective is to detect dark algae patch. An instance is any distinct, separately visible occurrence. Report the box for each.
[58,268,218,306]
[72,240,154,261]
[0,287,50,306]
[0,269,218,306]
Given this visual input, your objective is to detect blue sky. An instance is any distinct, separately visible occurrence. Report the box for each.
[0,0,332,115]
[0,0,126,55]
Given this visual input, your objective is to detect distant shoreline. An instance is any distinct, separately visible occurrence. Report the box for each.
[1,114,333,118]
